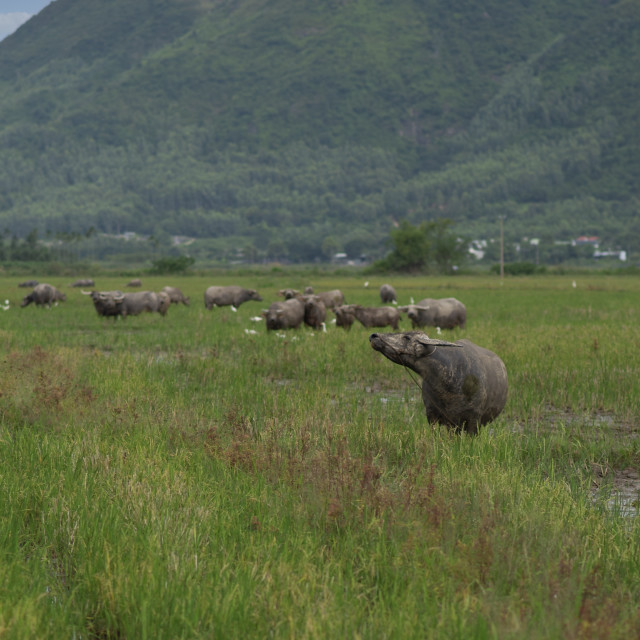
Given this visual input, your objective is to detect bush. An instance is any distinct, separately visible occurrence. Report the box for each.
[491,261,547,275]
[149,255,195,274]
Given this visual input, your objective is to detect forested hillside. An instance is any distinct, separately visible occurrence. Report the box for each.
[0,0,639,265]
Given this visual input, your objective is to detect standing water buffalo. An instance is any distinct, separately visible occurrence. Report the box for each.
[379,284,397,304]
[20,283,66,308]
[161,286,190,305]
[301,294,326,330]
[334,304,401,330]
[82,290,125,318]
[204,286,262,310]
[316,289,345,310]
[280,288,344,310]
[155,291,171,316]
[399,297,466,330]
[121,291,162,317]
[263,298,305,330]
[70,279,95,288]
[82,290,167,318]
[279,288,300,299]
[369,331,508,433]
[278,291,326,329]
[333,305,357,330]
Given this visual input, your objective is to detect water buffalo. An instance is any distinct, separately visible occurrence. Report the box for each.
[18,280,39,288]
[302,294,326,330]
[380,284,397,304]
[82,290,125,318]
[335,304,401,330]
[84,290,164,318]
[263,298,305,331]
[333,305,356,330]
[369,331,508,433]
[399,298,466,330]
[204,286,262,310]
[155,291,171,316]
[122,291,162,317]
[316,289,345,310]
[280,288,344,310]
[161,286,190,305]
[70,278,95,288]
[20,283,66,308]
[126,279,142,287]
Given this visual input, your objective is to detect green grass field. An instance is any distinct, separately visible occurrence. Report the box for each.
[1,273,639,638]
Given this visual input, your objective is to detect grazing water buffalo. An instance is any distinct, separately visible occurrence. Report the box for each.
[369,331,508,433]
[204,286,262,310]
[161,286,190,305]
[126,279,142,287]
[335,304,401,330]
[82,290,125,318]
[18,280,39,288]
[399,297,466,330]
[379,284,397,304]
[263,298,305,331]
[20,283,66,308]
[70,278,95,288]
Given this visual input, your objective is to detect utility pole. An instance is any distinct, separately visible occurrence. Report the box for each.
[499,216,505,281]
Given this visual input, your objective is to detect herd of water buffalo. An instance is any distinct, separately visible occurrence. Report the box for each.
[17,280,468,332]
[17,279,507,433]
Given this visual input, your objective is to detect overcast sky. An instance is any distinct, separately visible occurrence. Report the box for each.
[0,1,52,41]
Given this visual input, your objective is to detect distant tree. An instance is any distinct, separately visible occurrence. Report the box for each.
[150,255,195,274]
[266,239,288,262]
[428,219,468,273]
[243,243,258,263]
[374,220,432,272]
[321,236,342,260]
[371,218,465,273]
[10,228,51,261]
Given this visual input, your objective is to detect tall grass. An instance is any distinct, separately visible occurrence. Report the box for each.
[1,274,639,638]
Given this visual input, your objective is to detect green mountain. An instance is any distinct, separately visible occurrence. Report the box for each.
[1,0,639,264]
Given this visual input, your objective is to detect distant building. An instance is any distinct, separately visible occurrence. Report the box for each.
[468,239,486,260]
[332,252,348,264]
[594,250,627,261]
[574,236,600,247]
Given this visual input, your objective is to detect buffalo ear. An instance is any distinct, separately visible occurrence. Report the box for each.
[414,334,461,348]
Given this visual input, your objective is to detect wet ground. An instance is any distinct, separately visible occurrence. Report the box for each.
[283,379,640,517]
[535,408,640,516]
[592,464,640,517]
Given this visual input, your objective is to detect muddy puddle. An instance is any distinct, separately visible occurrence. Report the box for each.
[592,466,640,518]
[533,408,640,518]
[527,406,639,437]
